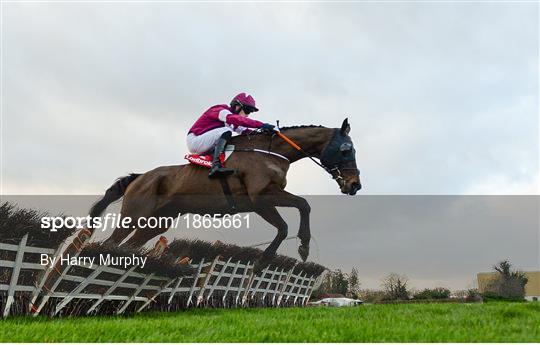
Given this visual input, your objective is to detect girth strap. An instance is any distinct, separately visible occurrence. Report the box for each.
[233,148,289,162]
[219,177,236,210]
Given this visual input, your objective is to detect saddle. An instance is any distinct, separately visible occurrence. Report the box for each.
[184,145,237,209]
[184,145,235,168]
[184,144,288,210]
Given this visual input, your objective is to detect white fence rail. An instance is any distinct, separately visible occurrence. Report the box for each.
[0,236,324,318]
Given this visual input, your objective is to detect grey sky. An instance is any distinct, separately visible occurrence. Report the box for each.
[1,2,538,195]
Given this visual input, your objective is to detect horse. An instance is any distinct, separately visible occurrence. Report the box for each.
[88,118,361,270]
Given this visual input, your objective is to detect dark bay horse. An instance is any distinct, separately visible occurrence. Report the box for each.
[89,119,361,269]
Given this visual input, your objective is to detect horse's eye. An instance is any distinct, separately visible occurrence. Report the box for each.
[340,143,352,152]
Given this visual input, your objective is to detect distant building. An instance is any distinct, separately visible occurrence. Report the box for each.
[477,271,540,301]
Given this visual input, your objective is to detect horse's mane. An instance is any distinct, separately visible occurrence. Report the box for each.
[229,124,327,145]
[279,125,325,130]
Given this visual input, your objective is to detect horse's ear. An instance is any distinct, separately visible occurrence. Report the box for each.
[340,118,350,135]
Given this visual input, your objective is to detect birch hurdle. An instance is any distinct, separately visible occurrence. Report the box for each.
[1,237,325,318]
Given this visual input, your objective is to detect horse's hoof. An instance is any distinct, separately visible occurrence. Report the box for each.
[298,245,309,262]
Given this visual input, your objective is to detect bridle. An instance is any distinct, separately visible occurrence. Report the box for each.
[274,129,359,183]
[327,163,359,183]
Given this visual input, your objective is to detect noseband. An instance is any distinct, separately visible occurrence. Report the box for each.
[327,164,360,182]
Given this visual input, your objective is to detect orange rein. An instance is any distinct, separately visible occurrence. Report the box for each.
[275,130,331,174]
[276,131,302,151]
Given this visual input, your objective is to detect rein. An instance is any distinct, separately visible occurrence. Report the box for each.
[237,128,358,182]
[276,132,329,173]
[275,131,355,182]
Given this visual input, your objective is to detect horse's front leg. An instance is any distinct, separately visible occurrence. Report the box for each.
[271,191,311,262]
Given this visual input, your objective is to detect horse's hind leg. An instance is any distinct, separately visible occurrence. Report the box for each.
[104,195,157,246]
[104,217,134,245]
[123,203,183,247]
[123,225,170,248]
[253,206,288,273]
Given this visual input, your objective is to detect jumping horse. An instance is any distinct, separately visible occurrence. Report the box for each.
[89,118,361,270]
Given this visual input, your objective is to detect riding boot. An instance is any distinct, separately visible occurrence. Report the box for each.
[208,136,234,179]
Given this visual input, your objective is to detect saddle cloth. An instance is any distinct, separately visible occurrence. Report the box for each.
[185,145,235,168]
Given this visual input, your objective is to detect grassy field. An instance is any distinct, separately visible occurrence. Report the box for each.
[1,302,538,342]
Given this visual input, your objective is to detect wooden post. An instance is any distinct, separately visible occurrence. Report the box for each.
[250,265,269,300]
[186,259,205,307]
[54,265,105,315]
[116,273,154,315]
[32,228,93,316]
[222,260,241,306]
[86,265,137,315]
[29,240,64,314]
[263,268,282,304]
[271,269,286,306]
[240,264,257,306]
[235,261,251,306]
[285,272,300,305]
[292,272,306,305]
[3,234,27,318]
[136,278,175,313]
[302,275,315,306]
[205,258,231,303]
[166,277,184,305]
[276,265,296,306]
[196,257,219,306]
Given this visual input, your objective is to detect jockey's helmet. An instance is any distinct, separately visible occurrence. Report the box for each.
[230,93,259,114]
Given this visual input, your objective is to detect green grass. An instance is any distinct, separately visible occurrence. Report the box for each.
[1,302,539,342]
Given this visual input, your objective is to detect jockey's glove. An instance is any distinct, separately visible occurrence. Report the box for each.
[261,123,276,133]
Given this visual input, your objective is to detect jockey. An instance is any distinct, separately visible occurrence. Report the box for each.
[187,93,276,178]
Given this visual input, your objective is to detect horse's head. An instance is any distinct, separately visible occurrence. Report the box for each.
[320,118,362,195]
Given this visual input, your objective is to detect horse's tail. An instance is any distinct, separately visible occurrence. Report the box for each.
[89,173,141,218]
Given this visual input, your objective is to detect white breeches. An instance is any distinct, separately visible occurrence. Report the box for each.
[186,127,232,154]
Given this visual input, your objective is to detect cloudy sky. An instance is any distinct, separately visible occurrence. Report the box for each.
[1,2,538,289]
[2,1,538,195]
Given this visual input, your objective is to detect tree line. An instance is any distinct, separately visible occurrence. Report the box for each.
[311,260,529,303]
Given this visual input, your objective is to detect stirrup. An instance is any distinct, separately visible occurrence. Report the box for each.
[208,166,234,179]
